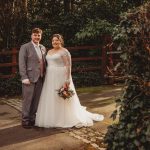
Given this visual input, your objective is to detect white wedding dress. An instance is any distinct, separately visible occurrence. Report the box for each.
[35,49,104,128]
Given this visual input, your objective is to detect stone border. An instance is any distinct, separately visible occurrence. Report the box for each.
[68,127,107,149]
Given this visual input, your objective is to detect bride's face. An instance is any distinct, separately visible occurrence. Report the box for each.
[52,37,62,49]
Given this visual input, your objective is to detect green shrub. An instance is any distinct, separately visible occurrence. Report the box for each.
[0,72,22,96]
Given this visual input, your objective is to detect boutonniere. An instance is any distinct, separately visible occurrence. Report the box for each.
[39,45,46,54]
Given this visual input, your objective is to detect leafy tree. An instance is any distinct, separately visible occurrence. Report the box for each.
[75,19,114,45]
[104,2,150,149]
[74,0,149,44]
[0,0,149,49]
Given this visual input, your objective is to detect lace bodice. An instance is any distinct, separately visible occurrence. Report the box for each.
[46,49,71,82]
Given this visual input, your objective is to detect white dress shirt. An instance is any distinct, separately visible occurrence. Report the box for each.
[31,41,42,59]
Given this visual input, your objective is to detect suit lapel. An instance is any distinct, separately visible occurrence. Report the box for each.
[39,45,47,62]
[29,42,39,61]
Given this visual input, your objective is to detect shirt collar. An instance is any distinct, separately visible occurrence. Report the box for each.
[31,41,40,48]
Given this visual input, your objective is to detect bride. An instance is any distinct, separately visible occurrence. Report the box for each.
[35,34,104,128]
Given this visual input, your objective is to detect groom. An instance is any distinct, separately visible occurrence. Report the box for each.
[19,28,46,128]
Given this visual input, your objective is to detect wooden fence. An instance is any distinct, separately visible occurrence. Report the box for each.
[0,45,120,81]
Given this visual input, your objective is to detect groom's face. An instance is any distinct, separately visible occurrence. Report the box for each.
[31,33,42,44]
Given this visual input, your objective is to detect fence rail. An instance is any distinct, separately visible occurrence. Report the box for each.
[0,45,117,81]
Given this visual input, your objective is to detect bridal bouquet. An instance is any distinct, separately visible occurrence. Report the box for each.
[57,87,75,100]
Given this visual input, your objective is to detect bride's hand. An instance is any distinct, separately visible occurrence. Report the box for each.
[63,81,70,89]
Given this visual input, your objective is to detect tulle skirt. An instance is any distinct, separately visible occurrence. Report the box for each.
[35,66,104,128]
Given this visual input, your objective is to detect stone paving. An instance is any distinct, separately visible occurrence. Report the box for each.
[1,98,22,112]
[1,97,107,149]
[68,127,106,149]
[1,87,122,149]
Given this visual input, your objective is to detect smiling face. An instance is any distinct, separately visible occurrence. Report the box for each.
[52,37,62,49]
[31,33,42,45]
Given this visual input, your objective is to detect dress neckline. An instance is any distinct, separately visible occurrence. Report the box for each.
[47,52,59,57]
[47,49,65,57]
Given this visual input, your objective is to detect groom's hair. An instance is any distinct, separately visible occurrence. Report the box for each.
[32,28,42,34]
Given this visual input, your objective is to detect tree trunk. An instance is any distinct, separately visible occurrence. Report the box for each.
[64,0,71,14]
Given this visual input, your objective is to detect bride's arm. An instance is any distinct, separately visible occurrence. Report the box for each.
[61,49,72,87]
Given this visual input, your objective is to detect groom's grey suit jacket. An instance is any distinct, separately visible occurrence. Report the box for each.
[19,42,47,83]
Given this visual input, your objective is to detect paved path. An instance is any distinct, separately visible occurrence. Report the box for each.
[0,86,122,150]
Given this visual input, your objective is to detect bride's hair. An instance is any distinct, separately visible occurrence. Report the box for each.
[52,34,64,46]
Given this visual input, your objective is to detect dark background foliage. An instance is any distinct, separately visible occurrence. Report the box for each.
[0,73,21,96]
[0,0,148,49]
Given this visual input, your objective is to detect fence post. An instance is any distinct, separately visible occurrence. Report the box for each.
[12,48,17,74]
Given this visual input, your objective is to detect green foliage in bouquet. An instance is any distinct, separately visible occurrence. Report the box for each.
[104,2,150,150]
[57,87,75,100]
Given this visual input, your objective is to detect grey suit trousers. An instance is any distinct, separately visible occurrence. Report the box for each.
[22,77,43,122]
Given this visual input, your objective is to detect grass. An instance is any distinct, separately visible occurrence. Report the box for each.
[0,84,124,99]
[76,84,123,94]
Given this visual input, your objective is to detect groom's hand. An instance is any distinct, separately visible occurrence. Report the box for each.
[22,79,31,85]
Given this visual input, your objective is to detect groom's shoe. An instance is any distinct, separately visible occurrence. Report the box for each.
[22,121,32,129]
[29,120,35,126]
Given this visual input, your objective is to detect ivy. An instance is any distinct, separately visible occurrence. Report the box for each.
[104,2,150,150]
